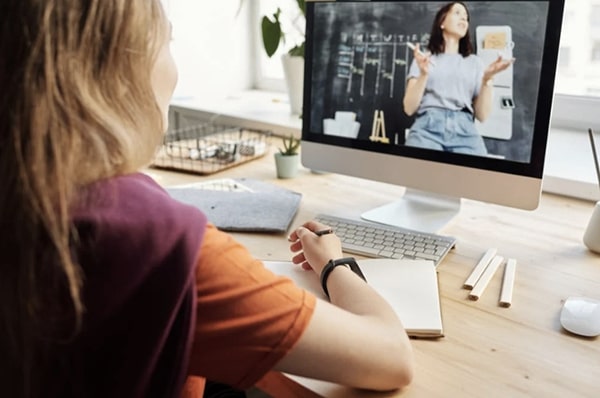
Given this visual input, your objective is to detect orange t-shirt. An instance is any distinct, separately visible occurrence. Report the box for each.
[187,224,316,391]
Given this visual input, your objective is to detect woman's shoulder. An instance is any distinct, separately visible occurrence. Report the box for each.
[73,172,207,261]
[76,172,203,222]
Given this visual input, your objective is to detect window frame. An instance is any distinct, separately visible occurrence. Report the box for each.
[252,0,300,92]
[552,95,600,131]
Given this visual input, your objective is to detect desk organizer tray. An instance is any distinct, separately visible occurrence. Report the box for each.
[151,122,272,175]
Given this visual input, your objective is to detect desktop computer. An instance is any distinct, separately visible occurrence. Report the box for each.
[301,0,565,233]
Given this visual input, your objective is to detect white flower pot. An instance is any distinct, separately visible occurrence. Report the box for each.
[281,54,304,116]
[274,152,300,179]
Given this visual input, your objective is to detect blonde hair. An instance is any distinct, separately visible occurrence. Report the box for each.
[0,0,167,395]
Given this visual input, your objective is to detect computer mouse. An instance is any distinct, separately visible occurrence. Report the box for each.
[560,296,600,337]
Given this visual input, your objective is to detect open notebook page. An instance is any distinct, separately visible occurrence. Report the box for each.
[263,258,443,338]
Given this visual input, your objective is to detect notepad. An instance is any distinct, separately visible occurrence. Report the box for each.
[264,258,444,338]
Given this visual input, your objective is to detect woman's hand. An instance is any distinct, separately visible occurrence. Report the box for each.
[413,43,433,75]
[288,220,344,276]
[483,54,515,82]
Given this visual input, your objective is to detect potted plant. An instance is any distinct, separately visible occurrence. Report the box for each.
[274,134,301,178]
[261,0,306,115]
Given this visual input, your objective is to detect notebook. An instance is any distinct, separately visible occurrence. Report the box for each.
[167,178,302,233]
[264,258,444,338]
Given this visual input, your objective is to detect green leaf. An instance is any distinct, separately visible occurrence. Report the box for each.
[261,10,282,58]
[280,134,301,155]
[296,0,306,16]
[288,41,305,58]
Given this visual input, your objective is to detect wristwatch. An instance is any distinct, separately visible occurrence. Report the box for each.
[320,257,367,298]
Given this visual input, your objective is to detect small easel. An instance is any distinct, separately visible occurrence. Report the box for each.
[369,110,389,144]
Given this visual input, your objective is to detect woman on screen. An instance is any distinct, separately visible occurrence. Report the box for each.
[0,1,414,397]
[403,1,514,155]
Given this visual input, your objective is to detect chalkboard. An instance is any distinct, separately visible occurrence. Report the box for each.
[307,1,550,162]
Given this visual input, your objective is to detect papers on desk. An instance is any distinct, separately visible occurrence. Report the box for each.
[264,258,444,338]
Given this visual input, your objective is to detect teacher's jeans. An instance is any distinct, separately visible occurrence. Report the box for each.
[405,108,488,156]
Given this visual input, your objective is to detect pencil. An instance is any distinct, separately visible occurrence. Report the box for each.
[315,229,334,236]
[463,248,497,289]
[499,258,517,307]
[469,255,503,301]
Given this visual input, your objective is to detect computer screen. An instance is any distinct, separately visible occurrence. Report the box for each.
[301,0,565,232]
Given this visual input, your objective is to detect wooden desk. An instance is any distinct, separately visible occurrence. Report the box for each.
[146,143,600,398]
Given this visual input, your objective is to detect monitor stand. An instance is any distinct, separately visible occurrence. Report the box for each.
[361,189,461,233]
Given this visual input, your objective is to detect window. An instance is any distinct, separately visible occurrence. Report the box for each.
[591,4,600,26]
[253,0,305,92]
[558,0,599,96]
[593,41,600,62]
[558,46,571,68]
[551,0,600,130]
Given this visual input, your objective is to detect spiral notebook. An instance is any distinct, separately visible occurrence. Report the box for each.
[264,258,444,338]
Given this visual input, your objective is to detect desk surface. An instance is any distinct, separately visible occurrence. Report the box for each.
[147,141,600,398]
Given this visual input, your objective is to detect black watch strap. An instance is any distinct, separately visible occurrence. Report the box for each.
[320,257,367,298]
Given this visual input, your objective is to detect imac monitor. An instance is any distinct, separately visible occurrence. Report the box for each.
[301,0,565,232]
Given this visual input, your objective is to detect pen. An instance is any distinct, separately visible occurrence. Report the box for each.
[287,228,334,242]
[407,42,436,66]
[588,128,600,191]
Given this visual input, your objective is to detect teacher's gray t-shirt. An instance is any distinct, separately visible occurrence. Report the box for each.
[407,53,484,114]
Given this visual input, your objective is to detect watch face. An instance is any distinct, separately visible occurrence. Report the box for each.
[333,257,355,266]
[334,258,366,283]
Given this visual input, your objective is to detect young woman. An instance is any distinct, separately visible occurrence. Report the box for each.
[0,1,414,397]
[403,2,514,155]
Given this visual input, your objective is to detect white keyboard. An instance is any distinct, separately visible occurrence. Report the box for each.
[315,214,456,266]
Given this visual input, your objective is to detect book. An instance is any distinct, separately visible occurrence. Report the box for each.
[263,258,444,338]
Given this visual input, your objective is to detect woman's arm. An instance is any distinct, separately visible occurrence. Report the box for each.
[403,44,431,116]
[473,55,515,122]
[403,76,428,116]
[275,221,414,391]
[473,78,494,122]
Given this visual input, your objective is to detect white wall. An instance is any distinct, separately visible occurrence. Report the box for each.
[165,1,254,100]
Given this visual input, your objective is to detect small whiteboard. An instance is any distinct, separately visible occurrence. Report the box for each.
[475,25,514,141]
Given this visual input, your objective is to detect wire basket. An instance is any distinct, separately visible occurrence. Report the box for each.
[151,123,272,175]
